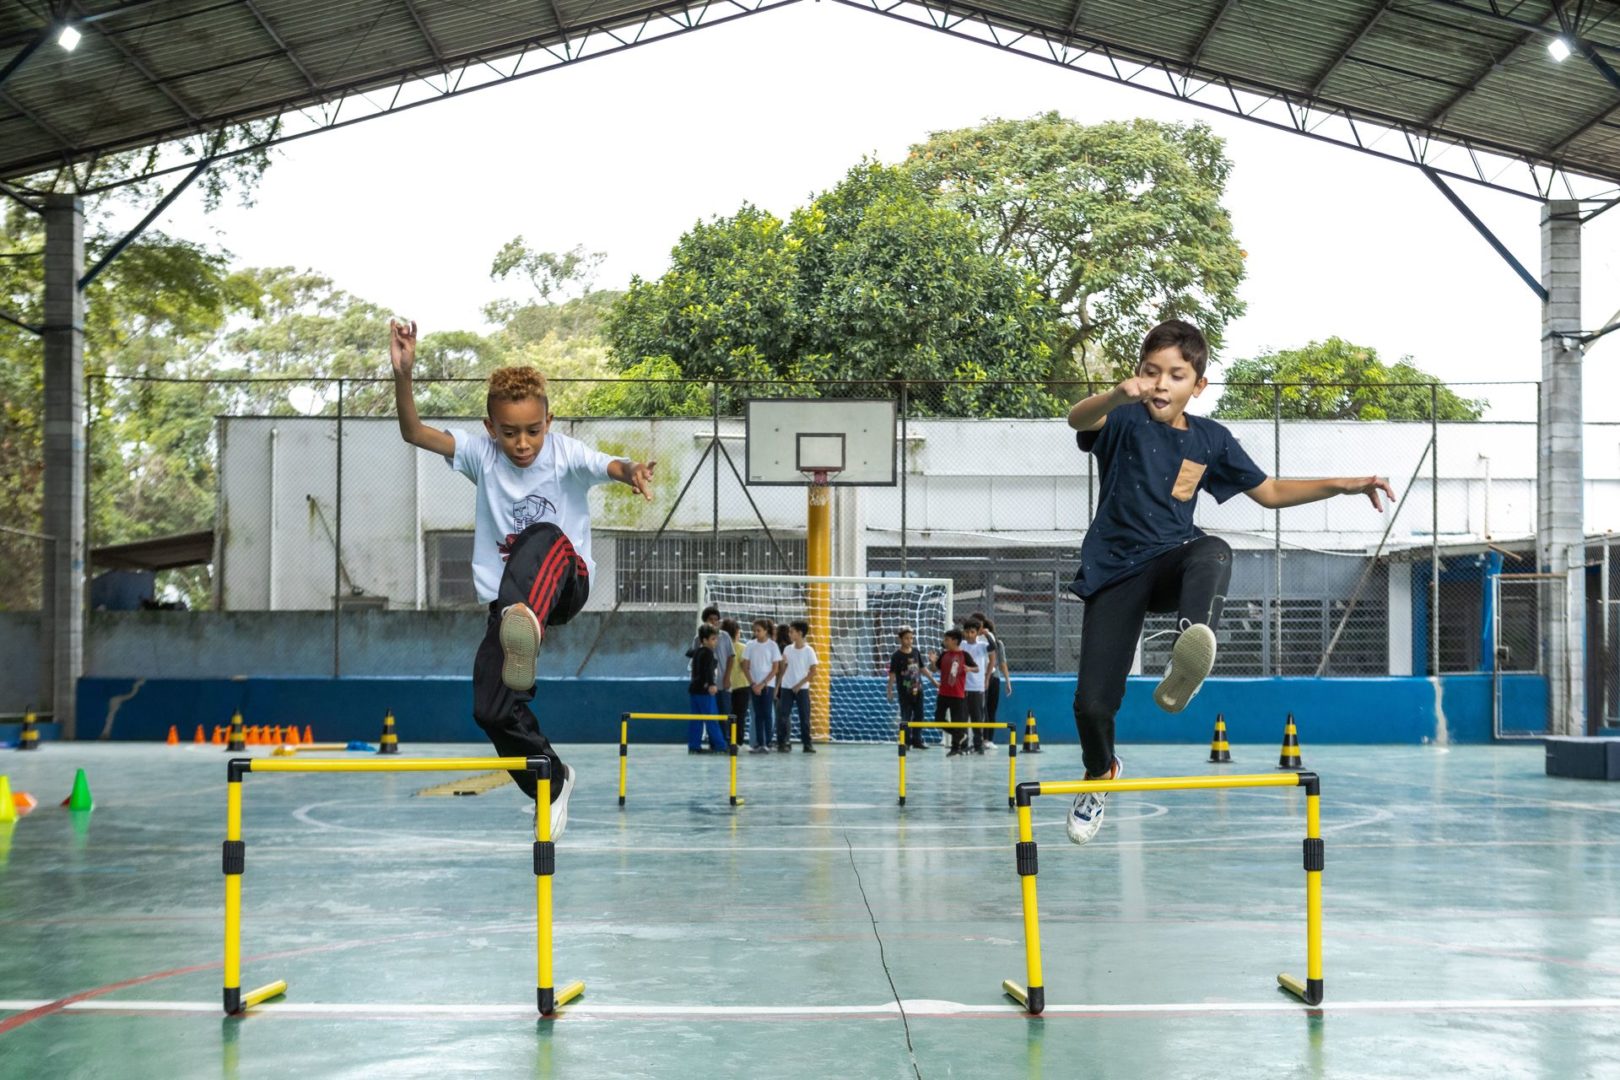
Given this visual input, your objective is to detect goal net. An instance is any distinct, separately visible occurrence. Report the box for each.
[698,573,954,743]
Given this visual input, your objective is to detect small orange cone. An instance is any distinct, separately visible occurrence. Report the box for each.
[213,726,225,745]
[12,789,37,816]
[247,726,262,746]
[303,725,313,744]
[165,725,179,746]
[194,725,206,744]
[272,725,284,744]
[284,725,300,746]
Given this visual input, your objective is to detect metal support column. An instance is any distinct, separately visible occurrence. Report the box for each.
[1538,200,1585,737]
[41,194,84,737]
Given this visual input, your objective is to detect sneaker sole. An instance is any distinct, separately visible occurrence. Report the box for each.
[500,604,542,692]
[1155,625,1216,713]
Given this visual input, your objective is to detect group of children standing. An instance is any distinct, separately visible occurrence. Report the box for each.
[687,607,819,754]
[886,614,1012,755]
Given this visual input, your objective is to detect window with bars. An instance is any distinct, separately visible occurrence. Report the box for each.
[425,532,478,608]
[613,532,806,607]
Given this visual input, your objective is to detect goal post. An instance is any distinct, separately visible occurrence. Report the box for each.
[697,573,954,743]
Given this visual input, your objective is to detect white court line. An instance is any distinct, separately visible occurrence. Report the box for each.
[5,997,1620,1019]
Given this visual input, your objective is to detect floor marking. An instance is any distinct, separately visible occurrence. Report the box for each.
[5,997,1620,1020]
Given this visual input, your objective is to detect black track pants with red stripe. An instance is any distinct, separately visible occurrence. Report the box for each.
[472,522,589,800]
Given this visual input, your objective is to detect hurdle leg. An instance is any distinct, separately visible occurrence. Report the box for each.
[1278,774,1324,1006]
[1006,724,1017,809]
[1002,788,1045,1015]
[535,758,585,1015]
[729,719,740,807]
[223,763,285,1015]
[618,715,628,807]
[897,722,908,806]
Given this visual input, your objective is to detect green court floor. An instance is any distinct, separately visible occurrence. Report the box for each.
[1,741,1617,1078]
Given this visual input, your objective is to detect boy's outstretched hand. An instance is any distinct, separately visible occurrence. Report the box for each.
[628,460,657,500]
[389,319,417,376]
[1345,476,1397,511]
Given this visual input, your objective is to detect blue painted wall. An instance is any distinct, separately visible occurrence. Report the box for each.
[49,672,1546,746]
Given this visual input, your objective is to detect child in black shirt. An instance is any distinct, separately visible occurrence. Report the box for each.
[686,623,727,753]
[1064,320,1394,845]
[886,627,929,749]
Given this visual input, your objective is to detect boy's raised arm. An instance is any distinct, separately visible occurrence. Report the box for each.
[1067,375,1154,432]
[1246,476,1396,511]
[390,320,455,458]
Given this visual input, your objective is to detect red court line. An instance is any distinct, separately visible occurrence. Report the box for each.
[0,961,218,1035]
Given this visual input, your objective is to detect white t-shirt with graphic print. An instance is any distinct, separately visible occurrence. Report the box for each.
[448,427,617,604]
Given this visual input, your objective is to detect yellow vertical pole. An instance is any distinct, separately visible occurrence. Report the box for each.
[897,723,908,806]
[1016,799,1044,1014]
[617,716,628,807]
[536,764,552,1013]
[1006,724,1017,809]
[729,719,739,806]
[1305,790,1323,1003]
[807,481,831,742]
[223,777,242,1013]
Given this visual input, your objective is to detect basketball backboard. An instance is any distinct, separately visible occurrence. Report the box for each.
[744,398,897,486]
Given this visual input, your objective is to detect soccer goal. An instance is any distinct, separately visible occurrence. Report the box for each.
[698,573,953,743]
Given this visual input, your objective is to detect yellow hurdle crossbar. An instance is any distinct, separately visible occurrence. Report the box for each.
[897,721,1018,808]
[223,755,583,1018]
[619,712,743,808]
[1001,771,1324,1015]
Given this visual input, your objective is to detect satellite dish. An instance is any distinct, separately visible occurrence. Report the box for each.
[287,385,328,416]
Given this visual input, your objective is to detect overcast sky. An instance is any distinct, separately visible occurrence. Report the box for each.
[131,2,1620,421]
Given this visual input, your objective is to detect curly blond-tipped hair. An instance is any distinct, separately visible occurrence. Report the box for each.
[486,365,549,415]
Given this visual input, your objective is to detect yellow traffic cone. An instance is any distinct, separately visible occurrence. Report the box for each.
[378,711,399,755]
[1022,709,1041,753]
[1208,713,1232,763]
[1277,714,1304,771]
[0,776,16,824]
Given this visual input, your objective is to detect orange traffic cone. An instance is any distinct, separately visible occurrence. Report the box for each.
[303,725,314,744]
[284,725,300,746]
[194,725,206,744]
[165,725,179,746]
[213,726,225,746]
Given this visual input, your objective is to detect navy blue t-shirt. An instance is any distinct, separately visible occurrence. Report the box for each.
[1071,403,1266,599]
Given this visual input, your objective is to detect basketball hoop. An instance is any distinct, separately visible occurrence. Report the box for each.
[801,468,842,487]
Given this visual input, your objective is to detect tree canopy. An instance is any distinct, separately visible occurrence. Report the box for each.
[605,162,1062,416]
[905,113,1247,384]
[1211,338,1486,420]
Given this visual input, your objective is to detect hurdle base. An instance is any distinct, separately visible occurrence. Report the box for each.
[225,979,288,1015]
[1276,972,1323,1006]
[539,980,586,1016]
[1001,979,1044,1015]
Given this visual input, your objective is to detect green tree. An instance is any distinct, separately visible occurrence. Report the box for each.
[606,163,1062,416]
[905,113,1247,383]
[1211,338,1487,420]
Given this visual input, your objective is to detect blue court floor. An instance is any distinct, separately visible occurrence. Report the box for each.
[1,741,1617,1079]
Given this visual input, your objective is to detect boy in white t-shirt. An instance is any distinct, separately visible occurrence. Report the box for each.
[779,620,819,752]
[744,618,782,753]
[962,618,992,754]
[389,320,655,838]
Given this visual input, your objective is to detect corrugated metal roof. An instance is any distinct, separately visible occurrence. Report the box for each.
[0,0,1616,192]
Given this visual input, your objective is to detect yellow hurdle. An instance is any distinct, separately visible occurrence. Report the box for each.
[618,712,742,808]
[223,755,582,1017]
[897,721,1017,808]
[1002,772,1324,1015]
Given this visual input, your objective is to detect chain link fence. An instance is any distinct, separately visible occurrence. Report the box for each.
[0,373,1580,692]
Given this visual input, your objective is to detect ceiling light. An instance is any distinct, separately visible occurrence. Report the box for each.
[1548,36,1573,62]
[56,24,81,52]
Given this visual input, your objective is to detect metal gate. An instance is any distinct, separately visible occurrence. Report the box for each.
[1492,572,1554,739]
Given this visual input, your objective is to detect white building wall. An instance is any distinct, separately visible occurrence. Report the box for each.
[219,415,1620,611]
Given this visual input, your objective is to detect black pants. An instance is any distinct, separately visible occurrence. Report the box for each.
[1073,536,1231,778]
[729,687,750,746]
[899,692,926,746]
[472,522,589,800]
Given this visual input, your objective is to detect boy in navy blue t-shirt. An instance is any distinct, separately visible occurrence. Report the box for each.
[1064,320,1395,845]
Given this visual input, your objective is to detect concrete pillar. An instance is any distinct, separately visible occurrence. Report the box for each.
[1538,200,1585,737]
[41,194,85,738]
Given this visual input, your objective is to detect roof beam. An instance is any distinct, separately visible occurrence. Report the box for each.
[1185,0,1238,74]
[1417,10,1549,128]
[240,0,327,102]
[0,31,46,94]
[0,86,75,153]
[1544,41,1620,158]
[398,0,450,73]
[1309,0,1394,96]
[68,1,204,129]
[1412,0,1620,58]
[1422,165,1547,302]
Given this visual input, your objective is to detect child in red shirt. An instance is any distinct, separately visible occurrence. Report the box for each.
[929,629,979,757]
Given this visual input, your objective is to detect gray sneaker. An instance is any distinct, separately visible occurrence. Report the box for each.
[1154,624,1216,713]
[499,602,543,692]
[1066,757,1122,845]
